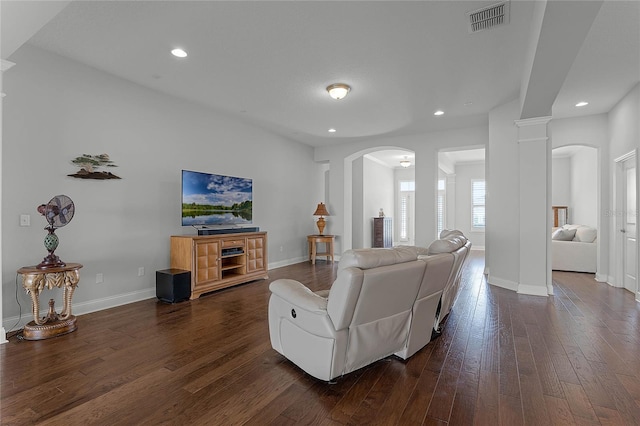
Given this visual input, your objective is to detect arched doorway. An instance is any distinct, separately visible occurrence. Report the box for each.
[551,145,601,277]
[350,148,415,248]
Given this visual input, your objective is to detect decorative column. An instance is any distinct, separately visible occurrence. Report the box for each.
[515,116,553,296]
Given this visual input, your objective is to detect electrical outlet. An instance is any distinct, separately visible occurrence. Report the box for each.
[96,273,104,284]
[138,267,145,276]
[20,214,30,227]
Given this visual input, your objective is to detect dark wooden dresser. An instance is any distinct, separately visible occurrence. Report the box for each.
[372,217,392,248]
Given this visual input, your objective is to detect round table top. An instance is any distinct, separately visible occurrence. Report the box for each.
[18,263,83,274]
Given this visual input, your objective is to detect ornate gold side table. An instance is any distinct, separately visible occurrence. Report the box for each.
[17,263,83,340]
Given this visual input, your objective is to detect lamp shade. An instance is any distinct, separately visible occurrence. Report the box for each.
[313,202,330,216]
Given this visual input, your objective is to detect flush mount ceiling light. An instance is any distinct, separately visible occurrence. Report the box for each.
[434,110,445,116]
[400,156,411,168]
[575,101,589,107]
[328,128,337,133]
[326,83,351,100]
[171,48,188,58]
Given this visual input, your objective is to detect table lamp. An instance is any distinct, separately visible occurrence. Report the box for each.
[313,202,330,235]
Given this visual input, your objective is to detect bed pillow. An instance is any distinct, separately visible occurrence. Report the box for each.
[552,228,576,241]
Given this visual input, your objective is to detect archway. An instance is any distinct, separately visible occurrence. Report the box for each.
[345,147,415,249]
[551,144,602,278]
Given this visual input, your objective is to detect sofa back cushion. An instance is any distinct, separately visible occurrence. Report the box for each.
[427,233,467,255]
[341,260,425,372]
[338,246,418,272]
[417,253,454,298]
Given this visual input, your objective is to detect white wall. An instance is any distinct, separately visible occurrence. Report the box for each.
[487,99,521,290]
[351,157,364,248]
[363,157,394,247]
[454,162,486,248]
[607,83,640,286]
[2,45,323,327]
[552,156,571,207]
[570,147,598,227]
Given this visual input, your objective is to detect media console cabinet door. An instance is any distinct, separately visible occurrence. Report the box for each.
[195,240,220,284]
[247,235,266,273]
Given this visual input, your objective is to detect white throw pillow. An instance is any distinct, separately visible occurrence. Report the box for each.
[552,228,576,241]
[574,226,597,243]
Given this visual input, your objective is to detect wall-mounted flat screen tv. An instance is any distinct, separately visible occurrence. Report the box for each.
[181,170,253,226]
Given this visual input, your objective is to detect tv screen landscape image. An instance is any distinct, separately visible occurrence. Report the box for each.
[182,170,253,226]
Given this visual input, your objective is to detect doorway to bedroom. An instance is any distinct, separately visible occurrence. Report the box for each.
[551,145,599,275]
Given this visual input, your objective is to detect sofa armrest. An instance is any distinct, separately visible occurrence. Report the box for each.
[269,279,328,313]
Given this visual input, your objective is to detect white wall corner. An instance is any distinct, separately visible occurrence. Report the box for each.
[488,274,519,292]
[594,273,607,283]
[517,283,550,297]
[606,276,620,288]
[1,327,8,344]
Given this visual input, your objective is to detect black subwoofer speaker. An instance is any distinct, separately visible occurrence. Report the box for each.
[156,269,191,303]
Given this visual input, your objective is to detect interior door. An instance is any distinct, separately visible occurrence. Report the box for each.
[623,159,637,294]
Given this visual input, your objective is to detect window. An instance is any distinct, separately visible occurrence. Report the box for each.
[472,179,486,229]
[399,181,415,242]
[437,179,446,235]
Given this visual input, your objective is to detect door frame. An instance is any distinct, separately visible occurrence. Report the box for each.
[614,149,639,301]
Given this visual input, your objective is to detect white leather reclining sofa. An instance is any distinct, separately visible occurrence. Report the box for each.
[268,230,471,381]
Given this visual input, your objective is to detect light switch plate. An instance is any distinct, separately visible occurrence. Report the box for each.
[20,214,30,227]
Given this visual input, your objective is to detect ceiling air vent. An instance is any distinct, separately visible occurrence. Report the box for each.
[467,1,510,33]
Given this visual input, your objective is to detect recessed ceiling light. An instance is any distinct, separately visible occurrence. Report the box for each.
[575,101,589,107]
[328,128,337,133]
[434,110,444,116]
[171,48,188,58]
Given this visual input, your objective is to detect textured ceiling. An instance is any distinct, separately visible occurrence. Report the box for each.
[17,1,640,147]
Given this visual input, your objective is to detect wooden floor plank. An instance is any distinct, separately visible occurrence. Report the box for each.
[2,253,639,425]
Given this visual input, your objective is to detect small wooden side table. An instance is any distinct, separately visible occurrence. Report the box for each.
[307,235,335,265]
[17,263,83,340]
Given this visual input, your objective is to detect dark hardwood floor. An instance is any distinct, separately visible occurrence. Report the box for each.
[2,252,640,425]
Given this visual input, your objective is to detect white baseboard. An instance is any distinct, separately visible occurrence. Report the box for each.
[488,275,518,292]
[269,255,340,270]
[3,287,156,335]
[517,283,550,297]
[606,275,620,287]
[268,257,307,269]
[471,246,485,251]
[594,273,608,283]
[3,257,338,339]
